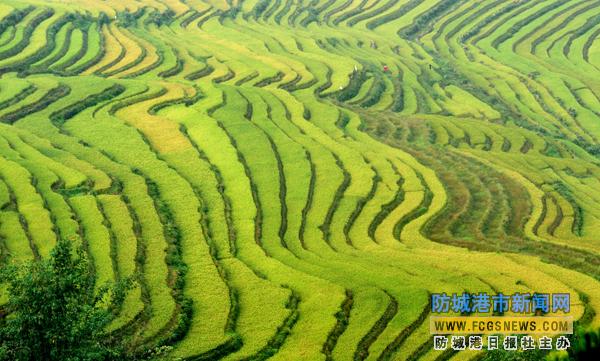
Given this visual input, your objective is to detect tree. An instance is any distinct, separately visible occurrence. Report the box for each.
[0,239,126,361]
[568,328,600,360]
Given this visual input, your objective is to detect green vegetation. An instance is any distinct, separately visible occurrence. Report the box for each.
[0,1,599,360]
[0,238,126,361]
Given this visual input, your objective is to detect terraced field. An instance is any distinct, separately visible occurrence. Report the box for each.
[1,0,600,359]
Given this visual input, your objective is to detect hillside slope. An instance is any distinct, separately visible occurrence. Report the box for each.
[1,1,600,360]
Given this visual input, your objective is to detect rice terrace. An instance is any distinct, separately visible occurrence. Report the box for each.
[1,0,600,360]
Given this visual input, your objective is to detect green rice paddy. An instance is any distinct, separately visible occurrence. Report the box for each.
[1,0,600,360]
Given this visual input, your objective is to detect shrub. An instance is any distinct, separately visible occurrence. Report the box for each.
[399,0,461,40]
[50,84,126,126]
[145,10,175,27]
[0,239,130,361]
[116,9,145,28]
[252,0,271,20]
